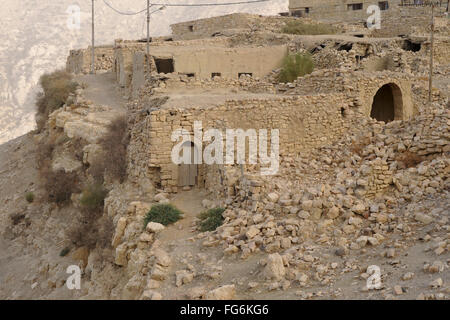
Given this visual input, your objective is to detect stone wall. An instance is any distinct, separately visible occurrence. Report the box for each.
[128,94,355,193]
[170,13,332,41]
[66,46,114,74]
[289,0,403,20]
[114,38,287,85]
[279,70,416,120]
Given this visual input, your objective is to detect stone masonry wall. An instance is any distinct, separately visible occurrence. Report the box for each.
[66,46,114,74]
[280,70,416,120]
[128,94,355,193]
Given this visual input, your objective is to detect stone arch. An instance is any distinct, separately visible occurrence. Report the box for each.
[370,83,403,123]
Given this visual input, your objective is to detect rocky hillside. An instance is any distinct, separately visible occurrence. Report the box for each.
[0,69,448,300]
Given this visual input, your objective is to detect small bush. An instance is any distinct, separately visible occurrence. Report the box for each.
[43,169,79,204]
[278,53,314,83]
[198,207,225,232]
[143,204,183,227]
[395,151,425,169]
[25,192,35,203]
[80,183,108,212]
[92,116,129,183]
[59,247,70,257]
[36,70,77,130]
[282,21,338,35]
[68,211,114,249]
[36,140,55,170]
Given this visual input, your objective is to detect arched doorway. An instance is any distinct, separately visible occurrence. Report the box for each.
[178,142,198,187]
[370,83,403,123]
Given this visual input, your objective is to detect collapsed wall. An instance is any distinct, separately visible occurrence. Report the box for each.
[66,46,114,74]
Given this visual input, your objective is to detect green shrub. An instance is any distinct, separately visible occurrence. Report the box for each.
[25,192,35,203]
[59,247,70,257]
[278,53,314,83]
[281,21,338,35]
[80,183,108,212]
[198,207,225,232]
[36,70,77,131]
[143,204,183,227]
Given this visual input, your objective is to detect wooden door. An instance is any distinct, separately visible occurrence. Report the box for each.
[178,143,197,187]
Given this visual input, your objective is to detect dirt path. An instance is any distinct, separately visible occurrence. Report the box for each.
[74,71,127,111]
[158,189,206,244]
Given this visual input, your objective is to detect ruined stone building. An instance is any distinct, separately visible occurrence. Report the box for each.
[288,0,402,19]
[65,10,448,196]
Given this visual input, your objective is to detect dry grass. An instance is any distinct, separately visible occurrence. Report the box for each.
[35,70,77,131]
[42,168,80,205]
[68,210,114,249]
[91,116,129,183]
[278,53,314,83]
[36,135,81,205]
[36,140,55,170]
[282,21,339,35]
[395,151,425,169]
[68,183,112,249]
[80,183,108,212]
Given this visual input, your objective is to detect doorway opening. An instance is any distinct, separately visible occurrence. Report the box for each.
[154,58,174,74]
[370,83,403,123]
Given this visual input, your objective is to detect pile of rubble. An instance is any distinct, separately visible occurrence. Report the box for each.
[197,108,449,264]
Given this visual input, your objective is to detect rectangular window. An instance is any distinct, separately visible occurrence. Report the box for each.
[154,58,174,74]
[291,10,303,17]
[238,72,252,78]
[347,3,363,10]
[291,8,309,17]
[211,73,221,78]
[379,1,389,10]
[188,25,194,32]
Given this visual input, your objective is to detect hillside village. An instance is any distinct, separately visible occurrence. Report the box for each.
[0,1,449,300]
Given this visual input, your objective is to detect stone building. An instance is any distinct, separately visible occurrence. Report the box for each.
[126,70,419,195]
[288,0,402,19]
[64,12,448,197]
[112,38,287,97]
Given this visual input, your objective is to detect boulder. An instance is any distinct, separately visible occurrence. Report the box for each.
[146,222,165,233]
[264,253,286,280]
[205,285,236,300]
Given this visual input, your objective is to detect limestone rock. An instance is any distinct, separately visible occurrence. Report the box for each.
[112,217,127,248]
[205,285,236,300]
[414,212,433,225]
[264,253,285,281]
[115,243,128,266]
[71,247,89,269]
[146,222,165,233]
[267,193,279,203]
